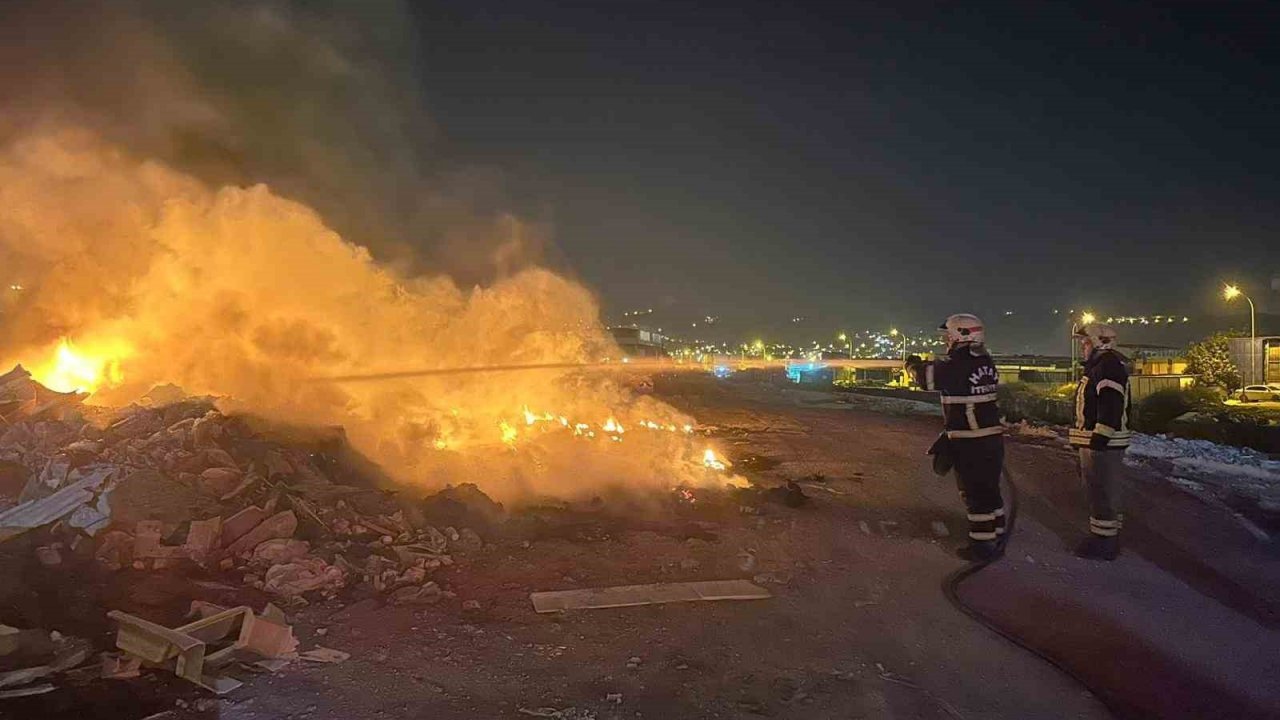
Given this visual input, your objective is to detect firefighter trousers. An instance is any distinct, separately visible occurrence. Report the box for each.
[1079,448,1125,538]
[951,435,1005,543]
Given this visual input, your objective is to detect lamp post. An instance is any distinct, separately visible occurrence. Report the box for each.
[838,333,851,358]
[889,328,907,361]
[1224,284,1256,387]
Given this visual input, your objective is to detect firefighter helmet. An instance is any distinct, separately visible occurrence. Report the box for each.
[1076,323,1118,351]
[939,313,985,348]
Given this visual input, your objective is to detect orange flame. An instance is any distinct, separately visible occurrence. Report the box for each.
[30,338,129,394]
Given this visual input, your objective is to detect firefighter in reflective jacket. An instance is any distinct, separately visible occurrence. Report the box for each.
[1070,323,1131,560]
[906,314,1005,561]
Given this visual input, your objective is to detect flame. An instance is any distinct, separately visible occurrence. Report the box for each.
[703,448,726,471]
[499,420,518,446]
[30,338,129,394]
[602,416,624,435]
[523,406,538,426]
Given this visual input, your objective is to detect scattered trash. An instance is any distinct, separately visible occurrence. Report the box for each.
[298,647,350,664]
[0,624,92,697]
[605,692,623,704]
[517,708,597,720]
[752,572,790,585]
[100,652,142,679]
[389,582,443,606]
[0,683,56,699]
[106,603,296,694]
[531,579,771,613]
[0,465,118,541]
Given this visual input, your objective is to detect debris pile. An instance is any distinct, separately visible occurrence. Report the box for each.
[0,365,503,694]
[1,365,497,603]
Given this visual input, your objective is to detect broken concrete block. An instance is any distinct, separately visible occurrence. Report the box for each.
[221,505,270,547]
[242,615,297,658]
[225,510,297,557]
[219,472,259,502]
[184,517,222,564]
[454,527,484,553]
[199,468,243,497]
[95,530,134,571]
[133,521,187,562]
[201,448,239,471]
[263,449,293,479]
[191,413,223,449]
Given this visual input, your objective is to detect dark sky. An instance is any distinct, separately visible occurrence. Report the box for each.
[406,1,1279,349]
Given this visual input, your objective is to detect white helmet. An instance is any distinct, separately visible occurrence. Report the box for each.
[1076,323,1118,351]
[940,313,985,348]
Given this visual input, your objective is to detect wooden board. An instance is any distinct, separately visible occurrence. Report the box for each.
[530,579,770,613]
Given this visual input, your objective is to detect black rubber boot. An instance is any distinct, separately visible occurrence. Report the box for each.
[955,539,1002,563]
[1075,535,1119,561]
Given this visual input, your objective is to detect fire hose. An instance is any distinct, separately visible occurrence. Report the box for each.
[943,466,1129,718]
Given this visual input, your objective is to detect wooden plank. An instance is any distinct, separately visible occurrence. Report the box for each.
[531,579,770,613]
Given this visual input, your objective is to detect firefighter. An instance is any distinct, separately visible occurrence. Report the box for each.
[1070,323,1131,560]
[906,314,1005,561]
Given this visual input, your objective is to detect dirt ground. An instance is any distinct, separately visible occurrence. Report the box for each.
[9,371,1280,720]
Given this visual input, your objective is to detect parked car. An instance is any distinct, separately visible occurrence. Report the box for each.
[1237,385,1280,402]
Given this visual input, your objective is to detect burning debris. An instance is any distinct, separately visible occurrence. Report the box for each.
[0,367,519,695]
[0,364,743,699]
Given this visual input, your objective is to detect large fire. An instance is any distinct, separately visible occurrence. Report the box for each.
[30,338,130,394]
[0,128,736,500]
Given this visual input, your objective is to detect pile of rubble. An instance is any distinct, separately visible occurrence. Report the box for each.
[0,365,503,695]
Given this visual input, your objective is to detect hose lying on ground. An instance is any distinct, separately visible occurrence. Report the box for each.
[941,466,1132,718]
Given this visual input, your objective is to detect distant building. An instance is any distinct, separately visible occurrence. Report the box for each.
[608,326,672,358]
[1228,336,1280,386]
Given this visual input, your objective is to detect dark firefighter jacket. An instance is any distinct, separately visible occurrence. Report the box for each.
[908,344,1003,440]
[1070,349,1132,450]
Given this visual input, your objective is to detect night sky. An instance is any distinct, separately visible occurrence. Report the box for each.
[3,1,1276,352]
[406,1,1279,349]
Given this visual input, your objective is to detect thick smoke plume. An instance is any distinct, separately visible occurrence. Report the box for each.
[0,2,719,500]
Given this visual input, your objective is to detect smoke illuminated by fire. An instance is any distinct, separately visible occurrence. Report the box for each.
[0,128,737,500]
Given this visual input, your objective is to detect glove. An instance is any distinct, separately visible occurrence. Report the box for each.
[1088,433,1110,451]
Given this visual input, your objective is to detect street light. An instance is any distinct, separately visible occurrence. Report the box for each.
[1224,284,1256,387]
[837,333,852,358]
[889,328,907,361]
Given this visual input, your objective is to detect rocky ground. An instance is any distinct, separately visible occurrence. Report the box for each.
[4,370,1279,719]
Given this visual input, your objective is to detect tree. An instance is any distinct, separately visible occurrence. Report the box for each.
[1185,332,1241,390]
